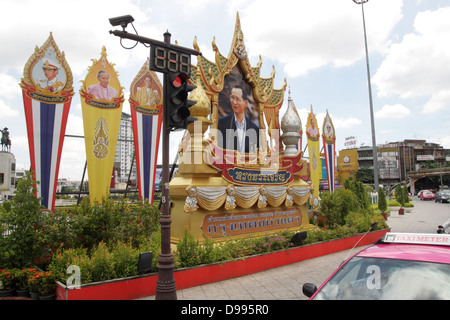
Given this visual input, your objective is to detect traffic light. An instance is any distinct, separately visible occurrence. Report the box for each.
[167,72,197,130]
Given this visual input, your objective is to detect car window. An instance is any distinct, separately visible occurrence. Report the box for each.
[314,257,450,300]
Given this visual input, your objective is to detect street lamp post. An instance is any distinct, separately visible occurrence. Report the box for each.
[353,0,379,191]
[109,17,200,300]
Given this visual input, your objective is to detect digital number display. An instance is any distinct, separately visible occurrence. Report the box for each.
[150,45,191,75]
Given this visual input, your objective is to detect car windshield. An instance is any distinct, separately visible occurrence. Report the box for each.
[313,257,450,300]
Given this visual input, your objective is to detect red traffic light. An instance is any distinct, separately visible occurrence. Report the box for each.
[171,72,189,88]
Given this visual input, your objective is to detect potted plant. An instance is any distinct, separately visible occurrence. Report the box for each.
[15,268,36,297]
[38,271,57,300]
[0,269,16,297]
[28,270,42,300]
[395,185,405,215]
[402,186,414,213]
[378,188,388,221]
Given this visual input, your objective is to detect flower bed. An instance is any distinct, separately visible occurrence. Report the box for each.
[56,228,389,300]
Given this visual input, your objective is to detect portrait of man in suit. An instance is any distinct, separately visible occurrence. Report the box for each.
[217,84,259,153]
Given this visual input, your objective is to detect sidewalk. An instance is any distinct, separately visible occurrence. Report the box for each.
[139,198,449,300]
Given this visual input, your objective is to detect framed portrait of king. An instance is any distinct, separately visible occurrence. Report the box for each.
[217,65,260,154]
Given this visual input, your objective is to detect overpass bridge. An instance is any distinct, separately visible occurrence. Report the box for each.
[407,167,450,195]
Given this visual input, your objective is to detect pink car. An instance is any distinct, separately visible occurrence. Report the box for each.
[303,233,450,300]
[420,191,435,200]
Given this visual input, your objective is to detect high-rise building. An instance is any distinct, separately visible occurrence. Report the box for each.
[114,112,136,184]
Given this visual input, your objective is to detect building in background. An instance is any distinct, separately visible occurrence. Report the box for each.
[337,148,358,183]
[0,151,16,201]
[114,112,136,185]
[337,139,448,192]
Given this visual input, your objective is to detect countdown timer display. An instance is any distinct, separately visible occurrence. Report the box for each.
[150,45,191,75]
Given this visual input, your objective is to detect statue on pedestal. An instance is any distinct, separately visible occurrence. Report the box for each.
[1,127,11,152]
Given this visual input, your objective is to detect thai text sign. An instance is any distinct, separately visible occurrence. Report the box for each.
[201,207,302,238]
[227,168,291,185]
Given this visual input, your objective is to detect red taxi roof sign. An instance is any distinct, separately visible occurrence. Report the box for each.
[383,232,450,246]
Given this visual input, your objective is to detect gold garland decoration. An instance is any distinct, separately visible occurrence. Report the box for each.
[184,184,310,213]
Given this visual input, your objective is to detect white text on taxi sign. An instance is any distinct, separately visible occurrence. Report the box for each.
[383,233,450,246]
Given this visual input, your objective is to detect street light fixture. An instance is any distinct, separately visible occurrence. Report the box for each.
[353,0,379,192]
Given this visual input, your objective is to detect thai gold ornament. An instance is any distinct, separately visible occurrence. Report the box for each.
[93,117,109,159]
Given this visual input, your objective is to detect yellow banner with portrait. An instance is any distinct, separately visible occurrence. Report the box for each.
[80,46,124,204]
[306,105,321,211]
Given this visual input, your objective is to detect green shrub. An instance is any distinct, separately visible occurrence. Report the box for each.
[90,242,116,282]
[345,210,388,233]
[111,241,139,278]
[387,200,401,206]
[395,185,405,206]
[48,247,93,285]
[345,211,372,233]
[378,188,387,213]
[319,189,360,227]
[198,236,219,265]
[0,171,45,268]
[403,203,414,208]
[344,179,371,210]
[48,239,154,285]
[175,229,201,268]
[403,186,410,204]
[303,225,358,244]
[42,197,161,252]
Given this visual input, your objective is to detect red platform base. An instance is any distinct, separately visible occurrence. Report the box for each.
[56,229,389,300]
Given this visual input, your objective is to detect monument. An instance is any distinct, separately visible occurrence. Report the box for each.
[169,14,313,244]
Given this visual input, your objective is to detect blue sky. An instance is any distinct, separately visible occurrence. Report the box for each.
[1,0,449,180]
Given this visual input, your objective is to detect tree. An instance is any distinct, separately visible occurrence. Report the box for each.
[344,179,370,210]
[0,171,45,268]
[395,184,405,207]
[378,188,387,213]
[403,186,410,204]
[355,167,374,184]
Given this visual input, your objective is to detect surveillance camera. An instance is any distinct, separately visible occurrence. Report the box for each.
[109,15,135,28]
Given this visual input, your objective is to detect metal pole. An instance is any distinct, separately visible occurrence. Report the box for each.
[155,30,177,300]
[354,0,379,191]
[124,152,135,198]
[77,161,87,205]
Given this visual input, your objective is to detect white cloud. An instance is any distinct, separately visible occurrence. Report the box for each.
[10,135,29,153]
[373,6,450,98]
[294,107,361,133]
[433,135,450,149]
[239,0,402,77]
[59,138,86,180]
[332,117,362,129]
[0,73,21,118]
[375,104,410,119]
[0,99,19,117]
[0,0,149,74]
[422,90,450,113]
[0,73,22,99]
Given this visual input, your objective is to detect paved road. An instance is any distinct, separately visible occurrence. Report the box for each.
[140,198,450,300]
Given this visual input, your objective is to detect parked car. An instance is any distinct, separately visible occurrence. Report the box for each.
[419,190,435,200]
[417,190,429,198]
[435,190,450,203]
[302,232,450,300]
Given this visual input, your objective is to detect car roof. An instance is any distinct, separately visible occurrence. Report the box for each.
[356,233,450,264]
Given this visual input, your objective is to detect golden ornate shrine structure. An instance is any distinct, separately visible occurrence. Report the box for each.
[169,14,313,243]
